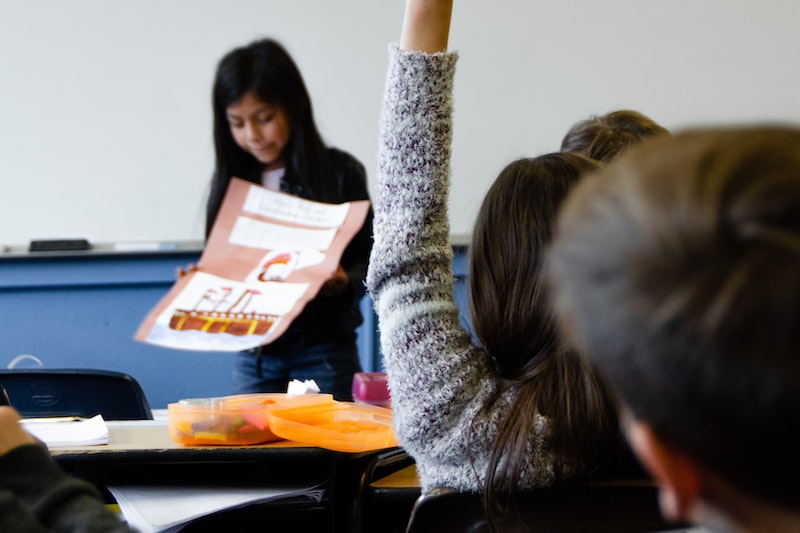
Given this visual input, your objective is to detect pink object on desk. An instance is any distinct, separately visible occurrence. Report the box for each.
[351,372,390,407]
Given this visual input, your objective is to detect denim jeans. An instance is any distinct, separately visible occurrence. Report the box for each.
[233,334,362,401]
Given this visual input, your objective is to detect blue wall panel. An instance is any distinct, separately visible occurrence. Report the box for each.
[0,245,467,408]
[0,250,236,408]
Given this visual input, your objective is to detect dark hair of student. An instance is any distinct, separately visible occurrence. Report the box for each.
[206,38,334,236]
[560,109,668,164]
[468,153,620,525]
[547,127,800,511]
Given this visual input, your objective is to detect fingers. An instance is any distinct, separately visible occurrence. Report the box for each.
[176,263,199,279]
[0,406,40,455]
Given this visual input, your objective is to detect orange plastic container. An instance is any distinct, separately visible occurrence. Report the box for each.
[267,401,398,453]
[167,393,334,445]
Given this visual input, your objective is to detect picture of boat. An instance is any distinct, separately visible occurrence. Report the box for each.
[168,287,278,337]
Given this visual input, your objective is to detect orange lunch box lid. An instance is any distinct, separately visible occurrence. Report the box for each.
[266,401,398,453]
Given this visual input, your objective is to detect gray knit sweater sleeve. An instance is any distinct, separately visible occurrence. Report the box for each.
[367,46,555,493]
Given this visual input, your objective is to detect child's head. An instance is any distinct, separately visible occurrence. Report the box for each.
[560,110,668,164]
[469,152,619,511]
[547,127,800,526]
[469,153,599,371]
[211,38,324,184]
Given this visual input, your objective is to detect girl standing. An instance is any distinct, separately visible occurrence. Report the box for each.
[208,38,373,400]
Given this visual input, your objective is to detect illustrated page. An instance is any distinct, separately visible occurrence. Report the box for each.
[135,178,370,352]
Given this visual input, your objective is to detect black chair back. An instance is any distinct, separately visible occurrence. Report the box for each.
[0,368,152,420]
[406,480,690,533]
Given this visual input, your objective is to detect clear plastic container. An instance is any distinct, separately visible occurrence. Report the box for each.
[167,393,334,445]
[267,401,398,453]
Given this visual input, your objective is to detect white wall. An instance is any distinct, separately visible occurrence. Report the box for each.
[2,0,799,247]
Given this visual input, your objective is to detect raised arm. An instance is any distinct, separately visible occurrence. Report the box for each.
[368,0,500,493]
[399,0,453,52]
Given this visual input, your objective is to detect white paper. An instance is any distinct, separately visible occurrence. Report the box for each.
[20,414,109,447]
[229,216,337,251]
[145,272,309,352]
[242,186,350,228]
[286,379,321,395]
[107,483,326,533]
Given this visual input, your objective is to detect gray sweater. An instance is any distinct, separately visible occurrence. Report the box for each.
[367,46,564,493]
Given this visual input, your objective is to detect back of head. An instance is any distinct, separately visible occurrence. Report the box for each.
[470,153,620,509]
[560,110,668,164]
[470,153,599,376]
[547,126,800,510]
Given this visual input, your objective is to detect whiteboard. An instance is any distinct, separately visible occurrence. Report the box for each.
[2,0,799,247]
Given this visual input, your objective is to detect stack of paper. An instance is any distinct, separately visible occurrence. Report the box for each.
[20,414,109,447]
[107,483,326,533]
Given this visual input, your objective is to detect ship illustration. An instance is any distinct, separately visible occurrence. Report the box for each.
[169,287,278,336]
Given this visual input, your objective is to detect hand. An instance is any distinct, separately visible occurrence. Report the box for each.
[319,265,349,296]
[176,263,198,279]
[0,406,40,456]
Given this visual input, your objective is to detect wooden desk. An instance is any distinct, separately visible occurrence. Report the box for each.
[371,463,419,490]
[51,421,389,532]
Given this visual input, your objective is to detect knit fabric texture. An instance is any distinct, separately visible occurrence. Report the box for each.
[367,45,561,493]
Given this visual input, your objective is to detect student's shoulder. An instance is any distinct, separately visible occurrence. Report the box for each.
[327,147,364,169]
[327,147,367,181]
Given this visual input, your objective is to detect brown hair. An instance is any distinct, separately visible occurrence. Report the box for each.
[560,109,668,163]
[548,127,800,510]
[470,153,620,525]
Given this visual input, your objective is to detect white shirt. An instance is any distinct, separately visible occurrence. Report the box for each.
[261,167,286,192]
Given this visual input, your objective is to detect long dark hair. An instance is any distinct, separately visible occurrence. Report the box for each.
[206,38,334,235]
[469,153,619,528]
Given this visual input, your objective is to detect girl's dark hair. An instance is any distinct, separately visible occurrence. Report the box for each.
[206,38,334,235]
[469,153,619,528]
[561,109,668,164]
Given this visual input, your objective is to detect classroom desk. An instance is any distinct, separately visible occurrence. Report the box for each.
[370,463,419,491]
[50,420,393,532]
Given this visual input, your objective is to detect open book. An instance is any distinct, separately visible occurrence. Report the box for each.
[107,482,326,533]
[134,178,369,352]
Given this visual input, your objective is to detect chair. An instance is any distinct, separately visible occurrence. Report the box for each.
[405,479,691,533]
[353,447,419,533]
[0,368,153,420]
